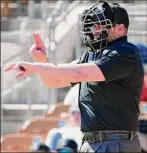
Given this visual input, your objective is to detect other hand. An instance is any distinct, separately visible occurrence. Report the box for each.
[4,61,35,79]
[30,33,48,63]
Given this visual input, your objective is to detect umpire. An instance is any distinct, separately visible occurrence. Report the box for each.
[4,0,144,152]
[77,1,144,152]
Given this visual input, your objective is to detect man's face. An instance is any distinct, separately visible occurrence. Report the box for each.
[91,23,126,42]
[89,23,106,40]
[89,23,114,42]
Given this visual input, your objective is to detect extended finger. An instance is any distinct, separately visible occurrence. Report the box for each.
[16,73,25,80]
[32,33,39,46]
[32,33,42,49]
[13,65,25,73]
[4,64,16,72]
[36,34,45,48]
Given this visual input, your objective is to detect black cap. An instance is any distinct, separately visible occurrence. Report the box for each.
[103,1,129,28]
[112,4,129,28]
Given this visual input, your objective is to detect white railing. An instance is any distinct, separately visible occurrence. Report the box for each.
[1,104,49,110]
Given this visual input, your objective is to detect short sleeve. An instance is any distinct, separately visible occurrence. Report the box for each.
[93,49,138,81]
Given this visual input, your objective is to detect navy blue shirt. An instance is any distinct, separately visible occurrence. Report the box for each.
[78,36,144,132]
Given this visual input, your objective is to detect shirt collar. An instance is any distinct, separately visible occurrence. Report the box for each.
[108,35,128,46]
[87,35,128,52]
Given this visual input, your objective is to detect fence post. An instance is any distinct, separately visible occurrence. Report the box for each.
[28,0,34,18]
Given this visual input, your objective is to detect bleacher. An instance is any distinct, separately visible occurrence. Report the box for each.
[1,102,70,152]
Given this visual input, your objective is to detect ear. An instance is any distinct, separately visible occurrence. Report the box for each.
[118,24,126,32]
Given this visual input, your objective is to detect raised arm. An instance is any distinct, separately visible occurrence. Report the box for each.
[30,34,77,88]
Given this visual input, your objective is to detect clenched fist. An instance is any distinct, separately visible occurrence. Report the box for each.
[30,33,48,63]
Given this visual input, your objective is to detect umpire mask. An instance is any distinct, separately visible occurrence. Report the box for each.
[80,1,119,52]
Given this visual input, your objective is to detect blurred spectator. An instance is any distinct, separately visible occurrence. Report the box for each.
[140,74,147,102]
[45,85,81,151]
[58,83,80,127]
[58,108,81,145]
[58,112,70,128]
[138,115,147,153]
[30,143,51,152]
[64,84,80,113]
[31,136,43,151]
[135,44,147,64]
[45,129,62,151]
[138,84,147,153]
[140,102,147,117]
[57,139,78,153]
[63,139,78,152]
[36,143,50,152]
[45,108,82,151]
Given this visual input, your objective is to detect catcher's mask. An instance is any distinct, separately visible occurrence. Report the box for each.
[79,0,120,52]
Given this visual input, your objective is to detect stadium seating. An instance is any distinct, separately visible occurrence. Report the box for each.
[1,102,70,152]
[18,103,70,141]
[19,118,59,141]
[1,133,33,152]
[44,103,70,118]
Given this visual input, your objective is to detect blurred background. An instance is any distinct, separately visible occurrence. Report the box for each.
[1,0,147,151]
